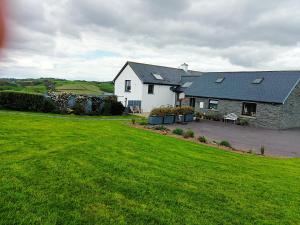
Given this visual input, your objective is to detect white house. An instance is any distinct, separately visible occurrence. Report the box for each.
[113,61,199,112]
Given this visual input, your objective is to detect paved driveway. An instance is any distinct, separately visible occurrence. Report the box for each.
[166,120,300,157]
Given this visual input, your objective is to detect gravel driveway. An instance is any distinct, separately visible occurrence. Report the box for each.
[166,120,300,157]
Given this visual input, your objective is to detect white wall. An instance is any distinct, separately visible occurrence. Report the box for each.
[142,84,176,112]
[114,65,143,106]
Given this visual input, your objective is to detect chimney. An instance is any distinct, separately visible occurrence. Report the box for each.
[180,63,188,72]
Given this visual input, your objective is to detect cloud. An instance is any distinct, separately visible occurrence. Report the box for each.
[1,0,300,81]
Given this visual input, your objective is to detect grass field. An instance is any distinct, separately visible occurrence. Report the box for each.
[0,110,299,224]
[0,78,114,95]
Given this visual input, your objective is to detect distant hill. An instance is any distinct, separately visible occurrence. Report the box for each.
[0,78,114,95]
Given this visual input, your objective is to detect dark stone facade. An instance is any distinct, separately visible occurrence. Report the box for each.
[191,82,300,129]
[280,82,300,129]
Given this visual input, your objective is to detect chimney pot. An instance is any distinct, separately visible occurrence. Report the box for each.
[181,63,188,72]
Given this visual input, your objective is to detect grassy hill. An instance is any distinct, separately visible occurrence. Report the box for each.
[0,78,114,95]
[0,110,299,224]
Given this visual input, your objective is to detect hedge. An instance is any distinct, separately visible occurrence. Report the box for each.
[0,91,124,116]
[0,91,56,113]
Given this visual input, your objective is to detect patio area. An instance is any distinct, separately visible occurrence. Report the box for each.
[165,120,300,157]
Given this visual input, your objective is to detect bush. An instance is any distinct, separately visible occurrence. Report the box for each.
[172,128,184,135]
[260,145,265,155]
[174,106,194,115]
[238,118,249,126]
[153,125,169,131]
[219,140,231,148]
[139,120,148,125]
[198,136,208,143]
[131,119,136,124]
[73,101,86,115]
[110,101,125,115]
[195,112,204,122]
[204,111,223,121]
[183,129,194,138]
[0,91,56,113]
[42,98,57,113]
[150,106,174,117]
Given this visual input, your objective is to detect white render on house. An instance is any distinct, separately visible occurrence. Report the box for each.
[114,64,143,107]
[114,62,177,112]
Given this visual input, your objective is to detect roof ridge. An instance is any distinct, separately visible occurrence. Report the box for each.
[127,61,300,74]
[203,70,300,74]
[127,61,202,74]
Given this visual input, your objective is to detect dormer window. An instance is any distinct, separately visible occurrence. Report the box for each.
[182,82,193,88]
[152,73,163,80]
[252,78,264,84]
[216,78,225,83]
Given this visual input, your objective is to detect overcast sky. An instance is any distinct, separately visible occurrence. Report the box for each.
[0,0,300,81]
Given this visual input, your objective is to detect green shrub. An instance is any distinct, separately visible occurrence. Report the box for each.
[150,106,174,117]
[42,98,57,113]
[139,120,148,125]
[0,91,56,113]
[131,119,136,124]
[175,106,194,115]
[238,118,249,126]
[198,136,208,143]
[73,101,86,115]
[204,111,223,121]
[153,125,169,131]
[150,107,165,116]
[195,112,205,119]
[260,145,265,155]
[110,101,125,115]
[183,129,194,138]
[172,128,184,135]
[219,140,231,148]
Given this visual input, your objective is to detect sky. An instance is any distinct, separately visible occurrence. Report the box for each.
[0,0,300,81]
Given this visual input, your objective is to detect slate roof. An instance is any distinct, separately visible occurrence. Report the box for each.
[185,71,300,104]
[114,61,202,85]
[114,61,300,104]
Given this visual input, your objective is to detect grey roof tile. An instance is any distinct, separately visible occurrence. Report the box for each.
[115,61,300,104]
[185,71,300,103]
[128,61,202,85]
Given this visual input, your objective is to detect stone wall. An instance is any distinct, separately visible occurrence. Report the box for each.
[194,97,283,129]
[280,82,300,129]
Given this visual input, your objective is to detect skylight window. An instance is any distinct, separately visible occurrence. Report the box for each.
[182,82,193,88]
[152,73,163,80]
[252,78,264,84]
[215,78,225,83]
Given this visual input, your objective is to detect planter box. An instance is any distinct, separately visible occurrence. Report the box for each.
[175,115,184,123]
[163,115,175,124]
[148,116,163,125]
[184,113,194,122]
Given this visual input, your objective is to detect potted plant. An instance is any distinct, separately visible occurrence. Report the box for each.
[173,107,183,123]
[163,107,175,124]
[148,107,164,125]
[181,106,194,122]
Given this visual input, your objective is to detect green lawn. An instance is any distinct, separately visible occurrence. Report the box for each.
[0,111,299,225]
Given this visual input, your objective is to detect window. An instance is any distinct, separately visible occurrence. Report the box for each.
[148,84,154,94]
[152,73,163,80]
[242,102,257,117]
[209,99,219,110]
[190,98,195,107]
[199,102,204,109]
[215,78,225,83]
[252,78,264,84]
[182,82,193,88]
[125,80,131,92]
